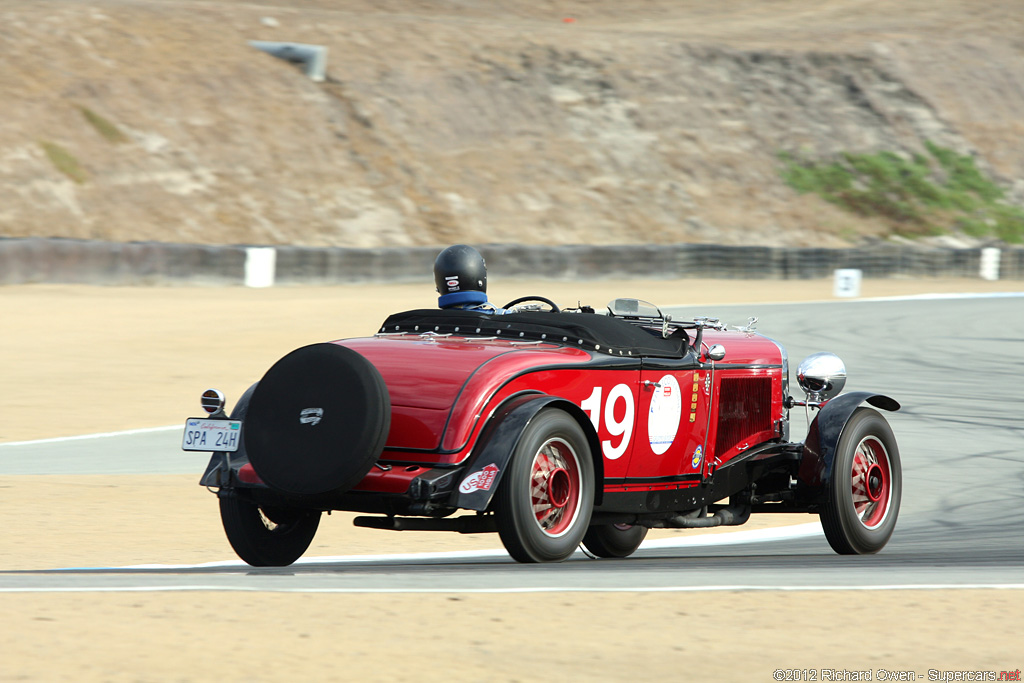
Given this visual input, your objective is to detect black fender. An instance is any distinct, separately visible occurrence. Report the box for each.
[450,393,604,512]
[199,382,259,488]
[798,391,900,492]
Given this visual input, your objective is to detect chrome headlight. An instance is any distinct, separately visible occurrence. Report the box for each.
[796,352,846,402]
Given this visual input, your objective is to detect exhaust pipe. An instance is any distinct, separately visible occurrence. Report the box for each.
[648,502,751,529]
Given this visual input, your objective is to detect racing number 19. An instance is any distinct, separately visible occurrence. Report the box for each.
[581,384,635,460]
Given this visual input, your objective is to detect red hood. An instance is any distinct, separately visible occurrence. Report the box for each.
[337,336,589,451]
[699,330,785,366]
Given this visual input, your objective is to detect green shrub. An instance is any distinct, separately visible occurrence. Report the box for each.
[779,143,1022,243]
[79,106,127,143]
[991,204,1024,243]
[40,141,87,183]
[926,141,1002,202]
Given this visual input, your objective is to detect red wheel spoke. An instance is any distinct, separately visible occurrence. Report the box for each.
[850,436,891,529]
[527,437,581,536]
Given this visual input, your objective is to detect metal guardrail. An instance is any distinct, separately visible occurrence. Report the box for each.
[0,237,1020,286]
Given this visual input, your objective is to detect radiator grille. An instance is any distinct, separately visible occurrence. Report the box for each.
[715,377,773,456]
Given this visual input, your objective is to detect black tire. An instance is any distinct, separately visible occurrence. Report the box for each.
[495,409,595,563]
[219,492,320,567]
[245,343,390,496]
[583,524,648,559]
[820,407,902,555]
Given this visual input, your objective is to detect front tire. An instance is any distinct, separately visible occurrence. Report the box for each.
[820,407,901,555]
[219,492,320,566]
[495,409,595,563]
[583,524,648,558]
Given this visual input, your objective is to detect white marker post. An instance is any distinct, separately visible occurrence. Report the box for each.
[244,247,276,288]
[980,247,1000,281]
[833,268,862,298]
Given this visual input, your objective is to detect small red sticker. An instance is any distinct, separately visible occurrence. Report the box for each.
[459,463,500,494]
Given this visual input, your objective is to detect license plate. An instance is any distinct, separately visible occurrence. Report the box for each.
[182,418,242,452]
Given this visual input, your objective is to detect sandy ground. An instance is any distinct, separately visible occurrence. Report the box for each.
[3,591,1022,682]
[2,279,1024,681]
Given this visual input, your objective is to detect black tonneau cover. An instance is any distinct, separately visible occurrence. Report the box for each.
[379,309,688,358]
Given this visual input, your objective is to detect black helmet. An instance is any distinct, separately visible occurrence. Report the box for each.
[434,244,488,308]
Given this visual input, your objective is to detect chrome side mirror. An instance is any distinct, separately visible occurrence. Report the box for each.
[796,352,846,402]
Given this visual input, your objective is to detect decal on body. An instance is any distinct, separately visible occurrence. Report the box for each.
[690,372,700,423]
[580,384,635,461]
[459,463,499,493]
[647,374,681,455]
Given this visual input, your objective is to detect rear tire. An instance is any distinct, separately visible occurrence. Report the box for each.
[583,524,648,558]
[495,409,594,563]
[219,492,320,567]
[820,407,901,555]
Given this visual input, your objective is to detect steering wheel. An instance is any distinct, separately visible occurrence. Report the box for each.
[502,296,561,313]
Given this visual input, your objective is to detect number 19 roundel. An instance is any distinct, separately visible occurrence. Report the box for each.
[580,384,635,460]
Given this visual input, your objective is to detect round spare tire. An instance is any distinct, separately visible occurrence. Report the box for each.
[244,343,390,495]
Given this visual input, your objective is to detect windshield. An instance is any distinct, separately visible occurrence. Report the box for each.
[607,298,662,319]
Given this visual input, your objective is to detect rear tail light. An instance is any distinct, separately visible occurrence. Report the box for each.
[200,389,226,415]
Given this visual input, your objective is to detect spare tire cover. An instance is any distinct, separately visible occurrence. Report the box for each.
[245,343,390,495]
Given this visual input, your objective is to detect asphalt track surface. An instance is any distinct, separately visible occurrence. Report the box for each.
[2,293,1023,593]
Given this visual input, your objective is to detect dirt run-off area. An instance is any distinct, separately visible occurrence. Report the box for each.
[2,279,1023,681]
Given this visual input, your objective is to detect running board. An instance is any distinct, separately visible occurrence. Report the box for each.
[353,514,497,534]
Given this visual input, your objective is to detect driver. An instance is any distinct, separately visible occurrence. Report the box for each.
[433,244,505,314]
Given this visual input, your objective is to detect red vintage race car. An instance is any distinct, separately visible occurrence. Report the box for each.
[183,296,902,566]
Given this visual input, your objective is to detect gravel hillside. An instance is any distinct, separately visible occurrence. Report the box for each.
[2,0,1022,248]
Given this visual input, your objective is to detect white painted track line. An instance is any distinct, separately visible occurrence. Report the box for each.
[53,523,823,572]
[0,425,179,448]
[2,584,1024,594]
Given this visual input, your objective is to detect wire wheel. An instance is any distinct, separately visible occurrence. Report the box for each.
[529,438,582,537]
[851,435,892,529]
[496,409,595,563]
[820,407,902,555]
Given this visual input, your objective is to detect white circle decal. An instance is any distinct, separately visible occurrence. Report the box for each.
[647,374,681,455]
